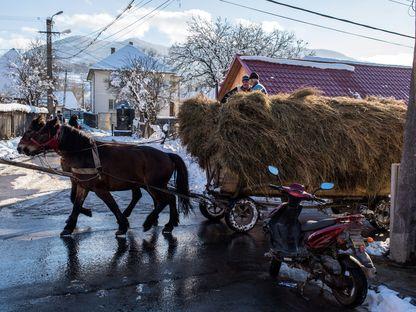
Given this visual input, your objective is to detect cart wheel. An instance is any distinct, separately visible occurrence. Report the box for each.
[373,199,390,230]
[199,200,225,221]
[225,198,259,233]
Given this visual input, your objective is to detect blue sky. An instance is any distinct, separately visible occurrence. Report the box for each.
[0,0,414,64]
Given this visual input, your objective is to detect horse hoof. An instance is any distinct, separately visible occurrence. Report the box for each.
[60,229,73,237]
[162,225,174,234]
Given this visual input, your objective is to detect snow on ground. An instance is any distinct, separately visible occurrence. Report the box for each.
[0,137,70,207]
[366,285,416,312]
[366,239,390,256]
[0,136,20,159]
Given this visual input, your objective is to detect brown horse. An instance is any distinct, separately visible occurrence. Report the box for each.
[17,117,150,222]
[20,117,191,236]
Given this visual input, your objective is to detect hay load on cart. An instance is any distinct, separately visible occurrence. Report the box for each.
[178,88,406,231]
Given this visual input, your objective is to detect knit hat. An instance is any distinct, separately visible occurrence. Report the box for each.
[242,75,250,82]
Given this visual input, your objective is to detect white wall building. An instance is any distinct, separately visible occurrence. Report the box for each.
[87,44,180,130]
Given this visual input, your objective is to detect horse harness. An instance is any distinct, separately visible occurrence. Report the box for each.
[70,142,102,178]
[30,125,103,180]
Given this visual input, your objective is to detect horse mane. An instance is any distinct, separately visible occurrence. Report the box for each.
[59,124,93,152]
[29,116,46,131]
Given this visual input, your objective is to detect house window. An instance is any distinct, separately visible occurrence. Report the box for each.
[169,102,175,116]
[109,99,114,110]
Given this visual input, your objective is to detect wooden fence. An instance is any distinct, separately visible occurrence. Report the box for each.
[0,111,46,139]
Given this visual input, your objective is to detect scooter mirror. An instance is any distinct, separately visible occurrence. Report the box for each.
[268,165,279,176]
[320,182,334,190]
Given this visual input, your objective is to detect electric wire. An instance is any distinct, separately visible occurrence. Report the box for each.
[219,0,413,49]
[262,0,414,39]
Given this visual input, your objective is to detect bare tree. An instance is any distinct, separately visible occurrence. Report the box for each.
[107,52,176,125]
[390,12,416,263]
[8,40,60,106]
[168,16,310,93]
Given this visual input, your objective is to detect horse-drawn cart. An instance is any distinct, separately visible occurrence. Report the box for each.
[178,89,405,233]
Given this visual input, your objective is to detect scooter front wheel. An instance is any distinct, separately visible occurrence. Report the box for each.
[225,198,259,233]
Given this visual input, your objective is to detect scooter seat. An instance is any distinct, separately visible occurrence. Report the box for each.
[301,218,337,231]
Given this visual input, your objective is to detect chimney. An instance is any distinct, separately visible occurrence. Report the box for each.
[129,41,133,46]
[111,47,115,54]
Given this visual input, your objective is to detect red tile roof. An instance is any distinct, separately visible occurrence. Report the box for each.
[221,55,411,102]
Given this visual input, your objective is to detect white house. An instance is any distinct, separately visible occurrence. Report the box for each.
[87,43,180,130]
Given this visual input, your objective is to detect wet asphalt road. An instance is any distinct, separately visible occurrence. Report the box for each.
[0,189,362,312]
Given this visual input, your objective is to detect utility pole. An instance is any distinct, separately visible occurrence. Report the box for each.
[40,11,64,115]
[46,17,53,114]
[63,69,68,107]
[390,4,416,263]
[81,83,85,109]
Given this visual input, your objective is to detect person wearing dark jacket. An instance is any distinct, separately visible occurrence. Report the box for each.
[68,115,81,129]
[249,72,267,94]
[220,75,251,103]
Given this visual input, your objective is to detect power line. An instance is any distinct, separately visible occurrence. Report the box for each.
[262,0,414,39]
[219,0,413,49]
[87,0,173,54]
[55,0,154,58]
[56,48,115,69]
[388,0,412,6]
[59,0,136,59]
[98,0,172,43]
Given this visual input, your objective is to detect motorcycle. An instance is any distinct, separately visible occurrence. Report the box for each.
[264,165,376,308]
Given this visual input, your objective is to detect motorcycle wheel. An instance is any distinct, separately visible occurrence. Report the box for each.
[269,258,282,278]
[199,200,224,221]
[332,258,368,308]
[225,198,259,233]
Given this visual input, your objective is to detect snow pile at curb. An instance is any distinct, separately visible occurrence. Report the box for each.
[366,285,416,312]
[366,239,390,256]
[0,103,48,114]
[0,137,20,159]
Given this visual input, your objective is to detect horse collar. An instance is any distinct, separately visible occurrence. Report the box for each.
[71,139,102,176]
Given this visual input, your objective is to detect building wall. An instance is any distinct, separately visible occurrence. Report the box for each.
[92,70,116,114]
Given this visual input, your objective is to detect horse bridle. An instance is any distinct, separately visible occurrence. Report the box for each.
[29,126,61,151]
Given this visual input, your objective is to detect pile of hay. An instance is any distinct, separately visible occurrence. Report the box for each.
[178,89,406,196]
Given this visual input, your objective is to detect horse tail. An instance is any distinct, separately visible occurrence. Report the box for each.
[167,153,192,215]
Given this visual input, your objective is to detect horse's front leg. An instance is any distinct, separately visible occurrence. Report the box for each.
[65,180,92,223]
[95,191,129,236]
[122,188,142,218]
[61,187,89,236]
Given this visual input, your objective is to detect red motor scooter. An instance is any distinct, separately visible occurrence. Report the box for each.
[264,165,376,308]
